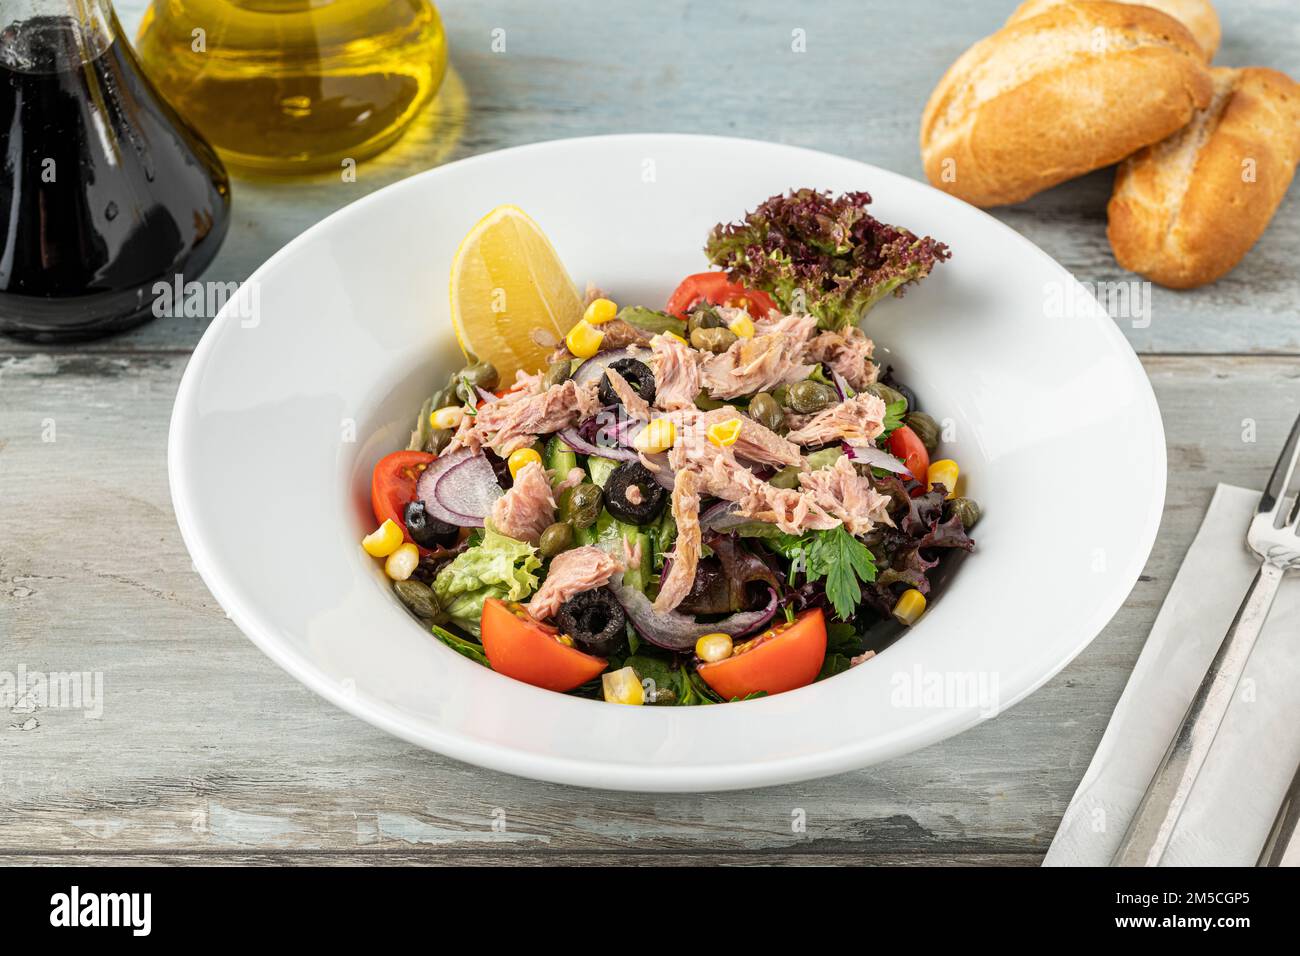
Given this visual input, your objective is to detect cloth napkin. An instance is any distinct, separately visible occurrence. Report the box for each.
[1045,484,1300,866]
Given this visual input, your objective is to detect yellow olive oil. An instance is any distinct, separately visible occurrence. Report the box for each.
[135,0,448,175]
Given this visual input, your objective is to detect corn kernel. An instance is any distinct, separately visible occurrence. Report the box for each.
[632,417,677,453]
[706,417,743,448]
[892,588,927,626]
[507,447,542,480]
[430,405,465,430]
[362,518,404,558]
[384,542,420,581]
[602,666,645,705]
[565,319,605,359]
[727,313,755,339]
[927,459,959,499]
[583,297,618,325]
[695,632,734,663]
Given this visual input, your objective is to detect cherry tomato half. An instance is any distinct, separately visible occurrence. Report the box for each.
[666,272,777,320]
[371,450,434,540]
[480,599,608,692]
[697,608,827,701]
[887,425,930,486]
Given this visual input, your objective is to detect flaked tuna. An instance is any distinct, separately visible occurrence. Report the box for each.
[455,379,600,455]
[650,332,701,411]
[786,393,887,448]
[803,326,878,392]
[604,366,652,421]
[525,545,624,621]
[675,407,802,468]
[599,319,654,351]
[699,312,818,399]
[798,455,893,535]
[654,469,702,612]
[553,465,587,495]
[668,441,838,535]
[488,459,555,545]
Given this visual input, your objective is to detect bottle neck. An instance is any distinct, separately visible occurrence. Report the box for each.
[1,0,118,71]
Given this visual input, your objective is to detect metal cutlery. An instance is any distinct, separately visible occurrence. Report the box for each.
[1112,410,1300,867]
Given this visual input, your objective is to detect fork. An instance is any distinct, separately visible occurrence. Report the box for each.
[1111,409,1300,867]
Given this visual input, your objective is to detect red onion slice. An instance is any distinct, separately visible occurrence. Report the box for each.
[842,442,910,475]
[415,448,503,527]
[571,349,637,387]
[607,580,779,652]
[558,426,638,462]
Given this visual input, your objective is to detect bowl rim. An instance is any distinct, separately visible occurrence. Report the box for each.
[168,132,1166,791]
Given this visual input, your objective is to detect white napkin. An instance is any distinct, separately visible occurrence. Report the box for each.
[1044,484,1300,866]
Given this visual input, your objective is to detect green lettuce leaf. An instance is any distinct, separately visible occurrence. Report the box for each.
[432,527,541,637]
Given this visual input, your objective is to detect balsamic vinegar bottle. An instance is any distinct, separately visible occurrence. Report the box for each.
[0,0,231,341]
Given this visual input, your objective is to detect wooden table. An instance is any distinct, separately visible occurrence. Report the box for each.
[3,0,1298,866]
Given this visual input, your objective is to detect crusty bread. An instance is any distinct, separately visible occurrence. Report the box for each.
[1107,66,1300,288]
[920,1,1212,207]
[1006,0,1220,59]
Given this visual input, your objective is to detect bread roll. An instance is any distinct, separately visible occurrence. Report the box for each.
[920,1,1212,207]
[1006,0,1220,59]
[1107,66,1300,288]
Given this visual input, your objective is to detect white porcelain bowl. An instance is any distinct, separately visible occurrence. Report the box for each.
[169,134,1165,791]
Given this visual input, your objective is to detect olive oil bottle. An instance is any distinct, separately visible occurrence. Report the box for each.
[134,0,448,175]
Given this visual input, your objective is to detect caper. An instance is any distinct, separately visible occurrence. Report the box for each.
[805,447,843,471]
[686,305,724,335]
[428,386,455,412]
[787,379,837,414]
[564,482,604,529]
[772,384,791,408]
[865,382,906,409]
[424,427,453,455]
[904,411,940,453]
[646,686,678,706]
[460,361,499,393]
[769,465,800,489]
[950,497,981,530]
[690,326,738,354]
[748,392,785,433]
[542,359,573,390]
[393,580,440,620]
[539,521,575,559]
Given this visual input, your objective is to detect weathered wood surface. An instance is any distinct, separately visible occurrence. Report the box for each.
[1,0,1298,864]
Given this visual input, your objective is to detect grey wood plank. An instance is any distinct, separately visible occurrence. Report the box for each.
[0,851,1042,866]
[1,0,1292,355]
[2,351,1297,857]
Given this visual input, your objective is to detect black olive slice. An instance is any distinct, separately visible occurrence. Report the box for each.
[598,357,656,409]
[555,588,627,657]
[603,461,667,525]
[403,500,460,549]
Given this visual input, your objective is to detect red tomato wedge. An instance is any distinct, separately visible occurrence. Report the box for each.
[887,425,930,486]
[666,271,777,319]
[480,599,608,692]
[371,450,434,540]
[697,608,827,700]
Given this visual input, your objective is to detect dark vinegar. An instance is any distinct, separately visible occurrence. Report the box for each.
[0,16,231,341]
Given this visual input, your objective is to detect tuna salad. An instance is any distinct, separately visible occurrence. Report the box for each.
[360,189,977,705]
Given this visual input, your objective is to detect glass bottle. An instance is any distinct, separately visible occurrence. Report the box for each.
[134,1,449,176]
[0,0,231,342]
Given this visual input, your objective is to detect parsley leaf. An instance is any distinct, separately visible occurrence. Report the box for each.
[880,398,907,437]
[770,526,877,621]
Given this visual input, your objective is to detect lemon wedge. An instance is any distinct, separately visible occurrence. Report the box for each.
[448,205,584,381]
